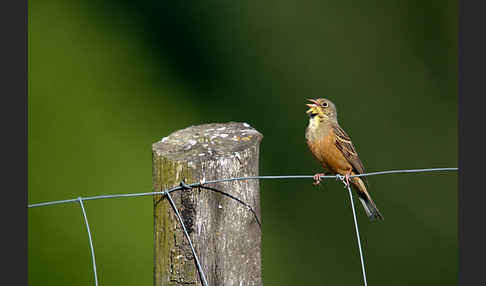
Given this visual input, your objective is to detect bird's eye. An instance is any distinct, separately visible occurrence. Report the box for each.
[322,102,328,107]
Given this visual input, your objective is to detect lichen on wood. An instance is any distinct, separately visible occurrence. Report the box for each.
[153,122,263,286]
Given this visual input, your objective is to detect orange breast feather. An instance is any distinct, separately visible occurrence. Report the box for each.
[308,133,353,174]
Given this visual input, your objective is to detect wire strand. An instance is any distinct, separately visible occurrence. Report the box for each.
[28,167,458,286]
[28,168,458,208]
[198,185,262,228]
[340,179,368,286]
[78,198,99,286]
[165,192,209,286]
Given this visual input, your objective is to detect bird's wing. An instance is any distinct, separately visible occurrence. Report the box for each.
[333,124,366,178]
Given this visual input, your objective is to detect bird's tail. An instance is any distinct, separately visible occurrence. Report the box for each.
[357,193,384,221]
[351,177,384,221]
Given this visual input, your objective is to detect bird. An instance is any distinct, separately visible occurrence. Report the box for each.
[305,98,384,221]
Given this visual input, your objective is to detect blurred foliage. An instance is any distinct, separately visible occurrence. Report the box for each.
[28,0,457,285]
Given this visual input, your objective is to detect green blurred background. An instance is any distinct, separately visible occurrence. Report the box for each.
[28,0,457,285]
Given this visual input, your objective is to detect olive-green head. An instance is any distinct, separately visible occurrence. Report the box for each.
[306,98,338,121]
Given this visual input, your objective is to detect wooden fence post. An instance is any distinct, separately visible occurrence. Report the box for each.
[152,122,263,286]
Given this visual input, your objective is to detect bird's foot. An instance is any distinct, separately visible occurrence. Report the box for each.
[344,170,352,188]
[313,173,326,185]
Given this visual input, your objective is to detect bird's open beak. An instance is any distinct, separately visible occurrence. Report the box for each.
[306,99,319,113]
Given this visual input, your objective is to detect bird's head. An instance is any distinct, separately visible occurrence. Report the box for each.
[306,98,337,121]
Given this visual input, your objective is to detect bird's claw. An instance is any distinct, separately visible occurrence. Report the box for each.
[345,174,350,187]
[313,173,326,185]
[335,173,351,188]
[342,171,352,188]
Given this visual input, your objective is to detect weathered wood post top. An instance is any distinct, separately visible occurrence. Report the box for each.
[153,122,263,286]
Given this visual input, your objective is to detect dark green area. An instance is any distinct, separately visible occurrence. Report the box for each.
[29,0,457,285]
